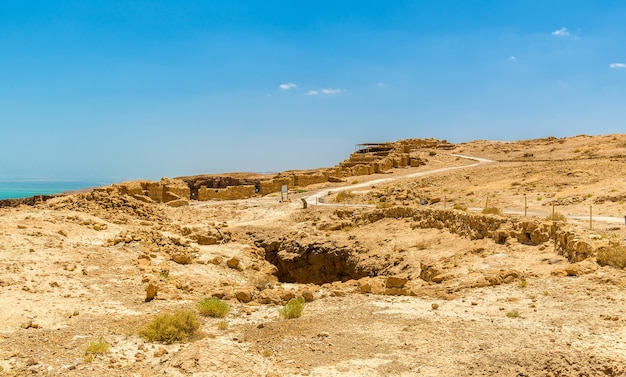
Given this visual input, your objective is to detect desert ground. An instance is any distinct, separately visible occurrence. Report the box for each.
[1,134,626,376]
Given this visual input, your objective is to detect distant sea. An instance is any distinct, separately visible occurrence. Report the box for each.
[0,180,109,200]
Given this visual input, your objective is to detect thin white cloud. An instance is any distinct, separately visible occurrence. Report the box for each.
[609,63,626,69]
[279,83,297,90]
[509,55,517,61]
[306,88,345,96]
[551,27,570,36]
[320,88,344,95]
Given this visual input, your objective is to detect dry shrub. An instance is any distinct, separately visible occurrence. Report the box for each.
[84,339,110,362]
[546,212,567,222]
[597,245,626,269]
[335,191,355,203]
[139,310,199,344]
[481,207,502,215]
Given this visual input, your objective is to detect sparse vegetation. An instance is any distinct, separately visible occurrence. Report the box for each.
[481,207,502,215]
[518,280,527,288]
[262,349,272,357]
[597,245,626,269]
[279,297,305,319]
[546,212,567,222]
[217,320,228,330]
[139,310,200,344]
[506,310,521,318]
[351,180,359,184]
[453,203,467,211]
[84,339,110,362]
[198,297,230,318]
[335,191,355,203]
[429,151,437,156]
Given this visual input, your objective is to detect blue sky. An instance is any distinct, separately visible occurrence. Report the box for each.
[1,1,625,181]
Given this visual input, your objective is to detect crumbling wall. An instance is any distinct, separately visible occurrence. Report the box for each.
[258,178,294,196]
[342,207,617,262]
[114,178,190,207]
[198,185,256,200]
[294,173,328,187]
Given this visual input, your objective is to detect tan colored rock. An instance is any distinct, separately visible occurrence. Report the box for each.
[554,260,599,276]
[146,282,158,301]
[386,275,409,288]
[171,251,194,265]
[431,273,454,284]
[257,289,282,305]
[235,288,255,303]
[227,257,241,270]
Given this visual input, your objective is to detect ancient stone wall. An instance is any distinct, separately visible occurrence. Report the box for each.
[198,185,256,201]
[294,173,328,187]
[344,206,618,263]
[114,178,190,207]
[258,178,294,196]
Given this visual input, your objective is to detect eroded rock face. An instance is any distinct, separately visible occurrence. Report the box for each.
[256,239,372,284]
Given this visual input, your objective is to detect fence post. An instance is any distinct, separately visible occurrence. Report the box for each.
[524,195,527,217]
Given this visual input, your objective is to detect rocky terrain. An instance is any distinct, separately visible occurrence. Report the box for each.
[1,134,626,376]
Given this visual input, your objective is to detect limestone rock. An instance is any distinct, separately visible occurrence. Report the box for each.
[386,275,408,288]
[227,257,241,270]
[553,259,599,276]
[146,282,158,301]
[235,288,255,303]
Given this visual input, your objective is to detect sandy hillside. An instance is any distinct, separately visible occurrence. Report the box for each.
[1,134,626,376]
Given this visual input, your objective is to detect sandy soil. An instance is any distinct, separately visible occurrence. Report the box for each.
[1,134,626,376]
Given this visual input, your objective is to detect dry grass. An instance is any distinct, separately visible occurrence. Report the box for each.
[546,211,567,222]
[139,310,200,344]
[335,191,355,203]
[481,207,502,215]
[84,339,110,362]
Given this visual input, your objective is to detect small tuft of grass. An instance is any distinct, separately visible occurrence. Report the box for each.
[518,280,527,288]
[84,339,110,362]
[335,191,355,203]
[261,349,272,357]
[546,212,567,222]
[197,297,230,318]
[279,297,305,319]
[139,310,200,344]
[351,180,359,185]
[481,207,502,215]
[506,310,521,318]
[429,151,437,156]
[217,321,228,331]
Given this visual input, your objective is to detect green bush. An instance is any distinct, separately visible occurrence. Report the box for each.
[139,310,200,344]
[279,297,305,319]
[197,297,230,318]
